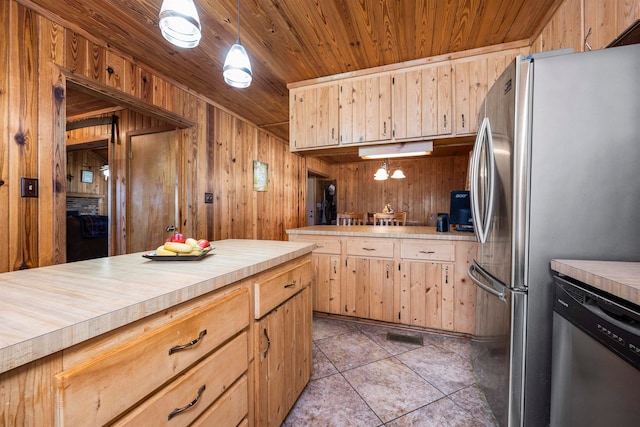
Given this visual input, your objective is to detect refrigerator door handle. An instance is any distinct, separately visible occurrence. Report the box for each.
[470,117,495,244]
[468,261,506,301]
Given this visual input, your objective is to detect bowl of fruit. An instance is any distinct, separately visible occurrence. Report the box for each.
[143,233,214,261]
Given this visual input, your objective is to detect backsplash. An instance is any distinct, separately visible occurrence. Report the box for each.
[66,197,101,216]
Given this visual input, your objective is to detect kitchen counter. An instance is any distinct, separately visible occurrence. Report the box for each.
[551,259,640,305]
[0,239,314,374]
[286,225,477,241]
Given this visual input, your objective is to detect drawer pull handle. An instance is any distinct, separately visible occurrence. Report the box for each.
[263,328,271,358]
[168,385,205,420]
[419,250,436,254]
[168,329,207,355]
[362,247,375,251]
[284,280,297,289]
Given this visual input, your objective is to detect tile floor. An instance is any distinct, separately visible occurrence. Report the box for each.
[283,316,498,427]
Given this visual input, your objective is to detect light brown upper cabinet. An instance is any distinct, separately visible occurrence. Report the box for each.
[289,82,340,150]
[392,62,453,139]
[454,48,526,136]
[339,74,392,144]
[531,0,639,54]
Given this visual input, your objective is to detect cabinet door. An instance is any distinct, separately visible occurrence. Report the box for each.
[392,63,453,139]
[290,84,339,150]
[340,74,392,144]
[454,50,523,135]
[584,0,640,51]
[454,58,487,136]
[313,253,342,314]
[399,261,454,330]
[255,287,312,427]
[344,257,395,321]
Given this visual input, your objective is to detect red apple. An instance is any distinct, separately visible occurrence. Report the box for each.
[197,239,210,249]
[170,233,186,243]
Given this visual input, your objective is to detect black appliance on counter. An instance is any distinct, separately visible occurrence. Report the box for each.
[449,191,473,231]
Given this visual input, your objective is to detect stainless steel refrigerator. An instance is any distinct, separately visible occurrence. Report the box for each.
[467,44,640,427]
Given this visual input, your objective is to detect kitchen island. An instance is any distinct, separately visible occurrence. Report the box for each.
[0,239,314,426]
[287,226,478,334]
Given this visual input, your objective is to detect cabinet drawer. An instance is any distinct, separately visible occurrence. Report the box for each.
[191,375,248,427]
[346,239,394,258]
[254,258,312,319]
[292,235,341,254]
[55,288,250,426]
[113,333,248,426]
[401,240,455,262]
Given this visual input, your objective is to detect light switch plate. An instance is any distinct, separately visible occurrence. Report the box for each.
[21,178,38,198]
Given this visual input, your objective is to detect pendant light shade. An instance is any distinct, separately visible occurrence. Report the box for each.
[391,168,406,179]
[374,165,388,180]
[223,43,252,88]
[159,0,202,48]
[224,0,252,88]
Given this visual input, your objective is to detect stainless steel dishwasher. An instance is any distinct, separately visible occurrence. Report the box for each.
[551,275,640,426]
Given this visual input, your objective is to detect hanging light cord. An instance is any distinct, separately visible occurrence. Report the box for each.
[236,0,241,44]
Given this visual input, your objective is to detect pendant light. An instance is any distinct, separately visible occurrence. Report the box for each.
[374,162,389,180]
[159,0,202,48]
[373,159,406,181]
[223,0,252,88]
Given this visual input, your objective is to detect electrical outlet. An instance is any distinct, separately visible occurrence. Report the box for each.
[204,192,213,204]
[21,178,38,198]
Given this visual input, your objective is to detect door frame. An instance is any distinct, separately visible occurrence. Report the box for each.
[60,71,194,260]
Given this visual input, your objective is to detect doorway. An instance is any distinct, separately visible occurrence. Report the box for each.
[126,130,179,253]
[63,78,192,261]
[307,172,336,225]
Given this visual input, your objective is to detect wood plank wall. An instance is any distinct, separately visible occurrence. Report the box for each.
[0,0,310,272]
[330,156,469,224]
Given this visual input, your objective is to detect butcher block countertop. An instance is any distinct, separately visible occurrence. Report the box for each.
[551,259,640,305]
[0,239,314,374]
[286,225,477,241]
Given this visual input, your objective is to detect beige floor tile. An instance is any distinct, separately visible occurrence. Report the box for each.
[282,373,383,427]
[311,343,338,380]
[343,357,445,423]
[448,385,499,426]
[284,317,498,426]
[385,397,487,427]
[397,345,476,395]
[316,330,391,372]
[312,316,359,340]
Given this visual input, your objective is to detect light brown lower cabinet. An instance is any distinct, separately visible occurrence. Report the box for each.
[0,254,315,426]
[289,233,477,335]
[344,256,395,322]
[253,259,313,427]
[54,287,251,426]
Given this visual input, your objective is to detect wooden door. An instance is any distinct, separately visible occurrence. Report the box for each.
[127,130,177,253]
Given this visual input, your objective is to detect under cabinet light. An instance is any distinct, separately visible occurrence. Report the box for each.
[359,141,433,159]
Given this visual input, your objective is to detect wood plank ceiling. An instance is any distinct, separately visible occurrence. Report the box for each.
[23,0,562,155]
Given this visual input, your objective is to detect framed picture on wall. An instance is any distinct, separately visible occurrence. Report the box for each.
[81,170,94,183]
[253,161,268,191]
